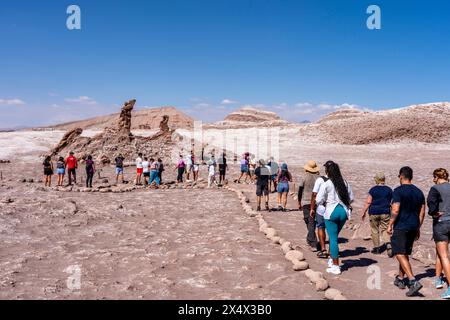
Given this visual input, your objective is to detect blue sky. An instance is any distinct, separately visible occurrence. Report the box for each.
[1,0,450,128]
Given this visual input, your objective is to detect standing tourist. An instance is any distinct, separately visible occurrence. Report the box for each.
[362,172,394,256]
[176,155,186,183]
[218,151,228,185]
[316,162,354,275]
[135,153,143,185]
[65,152,78,186]
[310,161,335,258]
[56,156,65,186]
[387,166,425,297]
[427,168,450,299]
[43,156,54,187]
[85,155,95,188]
[157,158,164,183]
[255,159,270,211]
[149,158,161,187]
[276,163,292,211]
[142,157,150,186]
[115,154,125,184]
[298,160,320,251]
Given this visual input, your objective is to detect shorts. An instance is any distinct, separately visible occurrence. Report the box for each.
[316,214,326,229]
[271,174,277,181]
[391,229,418,256]
[44,169,53,176]
[433,220,450,243]
[241,166,248,173]
[143,172,150,177]
[116,167,123,174]
[193,165,199,172]
[57,168,65,175]
[277,182,289,193]
[186,165,193,172]
[256,184,269,196]
[137,168,143,175]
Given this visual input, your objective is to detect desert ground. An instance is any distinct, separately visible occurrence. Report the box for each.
[1,127,449,300]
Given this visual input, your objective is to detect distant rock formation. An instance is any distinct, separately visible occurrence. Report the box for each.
[317,102,450,144]
[50,99,185,163]
[210,107,289,128]
[49,106,194,131]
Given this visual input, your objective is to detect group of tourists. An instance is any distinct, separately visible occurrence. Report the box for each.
[133,153,165,187]
[285,160,449,299]
[42,152,92,187]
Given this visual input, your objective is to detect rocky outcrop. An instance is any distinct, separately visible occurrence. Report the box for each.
[210,107,289,128]
[51,128,83,155]
[51,100,185,164]
[49,106,194,131]
[318,102,450,145]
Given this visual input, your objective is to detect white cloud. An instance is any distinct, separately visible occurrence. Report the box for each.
[221,99,238,105]
[64,96,98,106]
[0,98,26,106]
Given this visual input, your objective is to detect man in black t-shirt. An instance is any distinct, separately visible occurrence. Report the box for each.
[218,152,228,185]
[388,166,425,297]
[255,159,270,211]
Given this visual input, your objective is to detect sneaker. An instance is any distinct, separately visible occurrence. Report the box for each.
[278,206,283,211]
[386,246,394,258]
[441,287,450,299]
[435,277,445,289]
[265,203,270,211]
[327,258,333,268]
[326,264,341,275]
[406,280,423,297]
[394,276,407,290]
[256,206,261,212]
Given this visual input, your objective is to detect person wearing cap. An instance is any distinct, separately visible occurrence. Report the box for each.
[255,159,271,211]
[362,172,394,256]
[298,160,321,251]
[310,160,335,258]
[276,162,292,211]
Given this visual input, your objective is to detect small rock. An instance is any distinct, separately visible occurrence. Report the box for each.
[285,250,305,262]
[315,279,329,291]
[324,288,342,300]
[292,261,309,271]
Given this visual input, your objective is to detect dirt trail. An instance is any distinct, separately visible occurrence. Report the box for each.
[237,183,441,300]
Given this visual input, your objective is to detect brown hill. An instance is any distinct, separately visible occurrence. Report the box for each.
[317,102,450,144]
[209,107,288,128]
[51,106,194,131]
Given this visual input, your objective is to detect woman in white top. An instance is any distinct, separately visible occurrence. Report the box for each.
[316,161,354,275]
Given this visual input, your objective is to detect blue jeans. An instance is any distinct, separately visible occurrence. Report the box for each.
[150,171,160,185]
[325,204,348,259]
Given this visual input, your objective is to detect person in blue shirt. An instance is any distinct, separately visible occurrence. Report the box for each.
[362,172,393,256]
[387,166,425,297]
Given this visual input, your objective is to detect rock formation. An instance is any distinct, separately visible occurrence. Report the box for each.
[51,99,185,164]
[209,107,289,128]
[51,128,83,156]
[318,102,450,144]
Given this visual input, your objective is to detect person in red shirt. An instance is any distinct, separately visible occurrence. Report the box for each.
[65,151,78,186]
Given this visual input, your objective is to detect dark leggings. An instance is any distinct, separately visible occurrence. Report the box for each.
[177,167,185,183]
[86,172,94,187]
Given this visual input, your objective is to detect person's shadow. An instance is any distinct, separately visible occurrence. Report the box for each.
[340,246,369,258]
[341,257,377,272]
[416,268,437,281]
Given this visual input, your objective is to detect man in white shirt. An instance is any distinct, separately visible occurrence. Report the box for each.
[310,162,332,258]
[135,153,143,185]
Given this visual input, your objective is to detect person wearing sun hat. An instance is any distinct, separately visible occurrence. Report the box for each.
[298,160,321,251]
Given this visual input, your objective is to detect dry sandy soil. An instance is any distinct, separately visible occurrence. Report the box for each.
[0,128,449,300]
